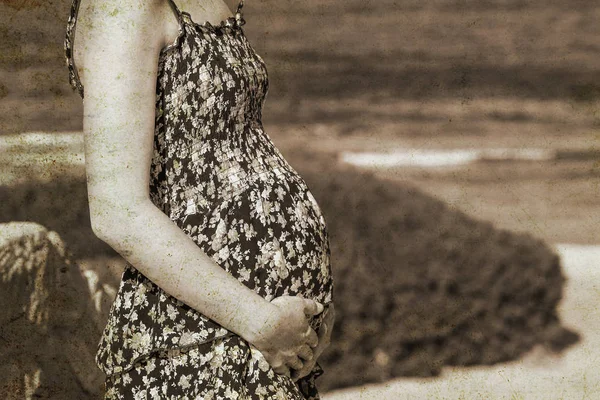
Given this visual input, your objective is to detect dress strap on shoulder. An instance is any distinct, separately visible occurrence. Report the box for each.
[236,0,245,15]
[166,0,186,34]
[234,0,246,27]
[64,0,84,99]
[166,0,183,20]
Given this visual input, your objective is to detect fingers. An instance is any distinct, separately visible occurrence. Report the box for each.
[319,304,335,344]
[324,304,336,323]
[304,326,319,348]
[286,355,304,370]
[303,298,324,316]
[273,364,291,378]
[319,320,332,349]
[318,319,329,338]
[291,363,312,382]
[297,344,314,361]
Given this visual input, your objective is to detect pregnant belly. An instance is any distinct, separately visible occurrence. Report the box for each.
[179,166,333,306]
[95,164,333,378]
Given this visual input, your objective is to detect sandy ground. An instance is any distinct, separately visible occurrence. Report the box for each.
[321,243,600,400]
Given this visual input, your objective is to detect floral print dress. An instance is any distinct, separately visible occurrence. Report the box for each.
[64,0,334,398]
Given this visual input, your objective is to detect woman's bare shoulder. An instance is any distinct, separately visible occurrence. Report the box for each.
[78,0,164,31]
[75,0,166,90]
[75,0,165,53]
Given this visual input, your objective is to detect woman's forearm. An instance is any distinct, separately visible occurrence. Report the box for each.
[90,197,276,344]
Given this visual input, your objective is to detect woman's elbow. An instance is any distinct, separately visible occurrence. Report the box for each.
[89,212,120,244]
[90,217,115,243]
[88,196,150,243]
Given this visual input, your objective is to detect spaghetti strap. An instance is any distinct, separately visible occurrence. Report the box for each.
[236,0,245,16]
[169,0,245,18]
[235,0,245,26]
[170,0,245,25]
[166,0,183,20]
[64,0,84,99]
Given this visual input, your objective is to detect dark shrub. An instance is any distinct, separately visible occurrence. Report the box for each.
[287,149,579,391]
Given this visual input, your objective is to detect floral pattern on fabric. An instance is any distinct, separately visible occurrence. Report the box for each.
[65,0,333,397]
[104,335,324,400]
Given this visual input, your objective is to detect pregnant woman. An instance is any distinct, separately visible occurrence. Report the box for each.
[64,0,335,398]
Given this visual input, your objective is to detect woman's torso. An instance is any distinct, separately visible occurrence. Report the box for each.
[65,0,334,379]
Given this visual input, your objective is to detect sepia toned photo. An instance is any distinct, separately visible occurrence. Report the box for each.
[0,0,597,399]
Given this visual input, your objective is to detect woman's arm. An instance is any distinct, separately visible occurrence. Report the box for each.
[80,0,320,364]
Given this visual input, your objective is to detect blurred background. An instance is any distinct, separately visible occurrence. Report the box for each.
[1,0,598,398]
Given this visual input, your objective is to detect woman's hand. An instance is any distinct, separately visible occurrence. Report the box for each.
[291,303,335,382]
[247,296,323,377]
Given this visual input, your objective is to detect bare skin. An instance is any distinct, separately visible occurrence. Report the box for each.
[73,0,334,376]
